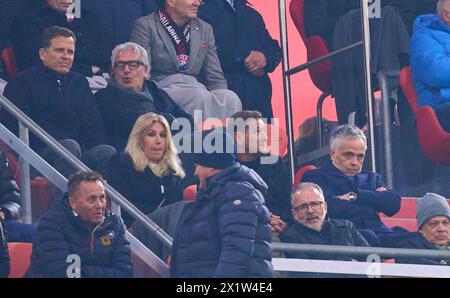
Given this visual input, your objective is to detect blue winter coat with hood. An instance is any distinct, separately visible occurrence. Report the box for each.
[170,163,273,278]
[410,14,450,108]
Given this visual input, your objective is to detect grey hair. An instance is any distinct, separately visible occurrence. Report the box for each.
[291,182,325,206]
[111,42,149,69]
[329,124,367,151]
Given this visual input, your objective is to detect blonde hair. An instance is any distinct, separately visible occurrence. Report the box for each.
[125,112,185,178]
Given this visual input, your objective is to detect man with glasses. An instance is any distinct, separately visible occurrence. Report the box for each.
[396,193,450,265]
[302,125,407,247]
[280,182,368,266]
[95,42,193,152]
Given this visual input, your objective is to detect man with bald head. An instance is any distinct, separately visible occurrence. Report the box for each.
[410,0,450,133]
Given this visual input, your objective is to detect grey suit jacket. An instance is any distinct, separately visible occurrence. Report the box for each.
[131,12,228,91]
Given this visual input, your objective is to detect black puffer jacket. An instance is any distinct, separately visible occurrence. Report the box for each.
[0,149,21,220]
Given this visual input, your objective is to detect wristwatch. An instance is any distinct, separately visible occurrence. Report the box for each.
[348,192,358,202]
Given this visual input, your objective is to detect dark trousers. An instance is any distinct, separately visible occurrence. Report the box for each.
[38,139,116,178]
[435,102,450,133]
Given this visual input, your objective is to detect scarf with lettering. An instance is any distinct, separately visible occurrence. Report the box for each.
[159,10,191,71]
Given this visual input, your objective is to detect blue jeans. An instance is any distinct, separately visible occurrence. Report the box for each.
[4,219,36,243]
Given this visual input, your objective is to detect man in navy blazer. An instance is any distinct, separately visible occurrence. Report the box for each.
[302,124,408,247]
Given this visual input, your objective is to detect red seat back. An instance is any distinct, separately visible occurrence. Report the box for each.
[289,0,333,92]
[1,47,18,78]
[399,67,419,115]
[8,242,32,278]
[294,165,317,186]
[400,67,450,165]
[183,184,197,201]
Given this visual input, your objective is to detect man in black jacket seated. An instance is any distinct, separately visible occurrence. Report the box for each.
[3,26,115,178]
[280,182,368,277]
[25,171,132,278]
[396,193,450,265]
[281,182,369,258]
[95,42,193,153]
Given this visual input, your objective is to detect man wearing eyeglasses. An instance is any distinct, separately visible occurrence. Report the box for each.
[302,124,407,247]
[95,42,193,152]
[280,182,368,265]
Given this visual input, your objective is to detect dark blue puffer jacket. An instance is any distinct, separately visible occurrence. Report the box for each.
[170,163,273,278]
[25,194,132,278]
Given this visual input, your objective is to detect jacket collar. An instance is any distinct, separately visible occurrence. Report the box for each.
[322,160,368,188]
[197,163,241,201]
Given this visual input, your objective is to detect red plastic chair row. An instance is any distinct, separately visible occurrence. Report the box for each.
[1,47,18,78]
[399,67,450,165]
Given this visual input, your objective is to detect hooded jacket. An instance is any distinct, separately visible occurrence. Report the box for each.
[25,194,132,278]
[410,14,450,109]
[170,163,273,278]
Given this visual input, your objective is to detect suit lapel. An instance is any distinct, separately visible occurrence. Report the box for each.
[154,13,180,70]
[187,19,200,71]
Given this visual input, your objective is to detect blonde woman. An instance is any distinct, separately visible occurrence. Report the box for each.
[107,112,185,227]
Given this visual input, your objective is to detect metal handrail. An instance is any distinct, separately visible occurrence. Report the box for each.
[278,0,295,182]
[272,243,450,259]
[281,0,378,173]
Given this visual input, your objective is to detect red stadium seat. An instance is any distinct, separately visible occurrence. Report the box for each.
[290,0,334,147]
[1,47,18,78]
[293,165,317,186]
[290,0,332,92]
[183,184,197,201]
[400,67,450,165]
[8,242,32,278]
